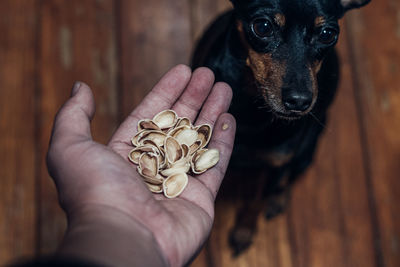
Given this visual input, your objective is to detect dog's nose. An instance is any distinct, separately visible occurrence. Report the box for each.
[283,92,312,112]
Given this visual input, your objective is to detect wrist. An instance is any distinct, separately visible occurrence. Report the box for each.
[58,204,169,267]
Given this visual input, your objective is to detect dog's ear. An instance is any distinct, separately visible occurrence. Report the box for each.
[340,0,371,11]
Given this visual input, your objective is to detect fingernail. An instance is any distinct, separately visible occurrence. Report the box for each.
[71,82,81,97]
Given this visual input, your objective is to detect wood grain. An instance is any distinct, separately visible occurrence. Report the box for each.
[0,0,38,264]
[345,1,400,266]
[38,0,118,253]
[190,0,232,45]
[118,0,192,117]
[0,0,398,266]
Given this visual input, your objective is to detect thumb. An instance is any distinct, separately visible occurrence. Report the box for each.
[49,82,96,149]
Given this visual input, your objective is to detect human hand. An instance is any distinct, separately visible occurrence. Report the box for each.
[46,65,236,267]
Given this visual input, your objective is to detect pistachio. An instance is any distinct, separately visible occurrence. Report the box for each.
[138,153,159,178]
[163,172,188,198]
[189,140,202,156]
[176,117,191,128]
[164,136,183,164]
[137,130,167,147]
[131,129,147,147]
[140,171,164,185]
[141,139,166,168]
[128,145,159,164]
[195,124,212,149]
[168,125,190,138]
[145,182,163,193]
[175,128,198,147]
[153,110,177,129]
[160,163,190,177]
[191,148,220,174]
[181,144,190,158]
[138,119,160,131]
[128,109,220,198]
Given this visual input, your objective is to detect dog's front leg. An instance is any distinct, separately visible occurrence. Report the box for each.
[229,171,267,256]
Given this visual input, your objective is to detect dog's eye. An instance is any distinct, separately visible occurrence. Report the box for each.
[318,28,338,45]
[252,18,274,38]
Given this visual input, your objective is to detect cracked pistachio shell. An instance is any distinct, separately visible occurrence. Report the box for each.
[141,139,165,167]
[160,162,191,177]
[131,129,148,147]
[138,119,161,131]
[189,140,202,156]
[181,144,189,158]
[168,125,190,138]
[141,139,163,155]
[128,145,158,164]
[138,153,159,179]
[175,128,198,147]
[140,171,164,185]
[137,130,167,147]
[163,172,188,198]
[145,182,163,193]
[153,109,178,129]
[191,148,220,174]
[164,137,183,164]
[176,117,192,128]
[172,157,190,168]
[195,124,212,149]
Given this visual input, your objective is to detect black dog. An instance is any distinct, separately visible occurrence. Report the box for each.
[192,0,370,255]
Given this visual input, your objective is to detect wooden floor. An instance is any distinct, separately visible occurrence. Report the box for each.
[0,0,399,266]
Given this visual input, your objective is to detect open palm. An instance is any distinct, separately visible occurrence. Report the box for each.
[47,65,236,266]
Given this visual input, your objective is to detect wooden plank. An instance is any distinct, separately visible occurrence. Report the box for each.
[38,0,118,253]
[287,20,377,267]
[119,0,192,116]
[345,1,400,266]
[0,0,38,264]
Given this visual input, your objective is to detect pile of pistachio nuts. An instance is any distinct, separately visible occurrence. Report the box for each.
[128,109,220,198]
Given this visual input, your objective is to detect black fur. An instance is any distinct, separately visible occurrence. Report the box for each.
[192,0,370,255]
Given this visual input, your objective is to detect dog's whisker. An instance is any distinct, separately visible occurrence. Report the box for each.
[309,111,326,129]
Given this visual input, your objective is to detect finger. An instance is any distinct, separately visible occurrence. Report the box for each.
[197,113,236,199]
[49,82,95,149]
[109,64,192,145]
[171,67,214,121]
[194,82,233,127]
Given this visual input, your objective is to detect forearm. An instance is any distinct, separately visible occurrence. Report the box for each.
[57,205,169,267]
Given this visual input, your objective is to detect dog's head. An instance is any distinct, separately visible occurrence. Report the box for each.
[231,0,370,119]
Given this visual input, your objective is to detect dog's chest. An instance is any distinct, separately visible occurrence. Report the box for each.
[229,111,304,169]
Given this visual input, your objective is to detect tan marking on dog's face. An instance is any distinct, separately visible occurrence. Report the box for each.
[247,48,287,111]
[315,16,326,27]
[237,20,244,34]
[237,20,248,48]
[237,20,287,111]
[274,13,286,28]
[307,63,320,111]
[313,60,323,74]
[237,19,320,117]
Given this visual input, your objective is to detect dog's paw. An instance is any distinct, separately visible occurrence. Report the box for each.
[265,201,284,219]
[229,226,255,256]
[265,194,288,220]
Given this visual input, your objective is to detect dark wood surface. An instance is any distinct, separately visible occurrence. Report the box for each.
[0,0,399,266]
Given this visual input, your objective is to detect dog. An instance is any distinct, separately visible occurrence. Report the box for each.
[192,0,370,255]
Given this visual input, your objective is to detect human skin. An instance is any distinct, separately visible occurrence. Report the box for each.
[46,65,236,267]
